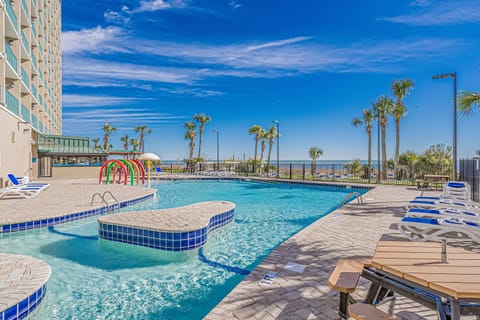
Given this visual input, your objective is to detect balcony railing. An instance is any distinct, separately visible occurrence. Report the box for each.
[32,85,37,98]
[5,41,18,70]
[31,21,37,37]
[5,0,18,29]
[21,0,28,17]
[6,91,19,115]
[21,30,29,51]
[21,67,30,87]
[21,104,31,122]
[31,52,37,69]
[32,115,38,129]
[32,0,37,9]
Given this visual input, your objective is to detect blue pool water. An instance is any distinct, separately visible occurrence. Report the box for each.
[0,180,367,319]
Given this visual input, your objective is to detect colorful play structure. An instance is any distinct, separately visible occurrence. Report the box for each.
[98,159,146,186]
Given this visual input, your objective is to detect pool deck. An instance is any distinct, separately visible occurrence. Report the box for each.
[206,182,479,320]
[0,179,156,227]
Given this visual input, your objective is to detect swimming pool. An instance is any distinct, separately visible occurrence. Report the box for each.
[0,179,367,319]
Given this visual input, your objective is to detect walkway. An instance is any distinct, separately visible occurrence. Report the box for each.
[206,184,478,320]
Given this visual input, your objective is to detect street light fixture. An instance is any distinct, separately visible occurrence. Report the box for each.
[212,129,219,170]
[432,72,457,179]
[272,120,280,177]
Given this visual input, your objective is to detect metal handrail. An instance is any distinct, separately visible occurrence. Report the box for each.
[103,191,120,212]
[91,191,119,213]
[339,191,363,207]
[91,192,108,206]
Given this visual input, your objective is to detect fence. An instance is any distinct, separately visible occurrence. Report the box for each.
[160,162,453,187]
[459,159,480,202]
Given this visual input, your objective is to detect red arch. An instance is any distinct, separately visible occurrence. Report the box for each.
[99,160,128,185]
[130,159,146,185]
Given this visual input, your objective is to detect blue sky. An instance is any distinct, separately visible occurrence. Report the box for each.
[61,0,480,161]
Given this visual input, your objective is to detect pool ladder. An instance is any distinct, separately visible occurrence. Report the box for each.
[339,192,363,207]
[91,191,120,213]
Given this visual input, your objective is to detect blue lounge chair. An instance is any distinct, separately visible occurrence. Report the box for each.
[0,185,45,199]
[7,174,49,189]
[415,181,470,202]
[399,216,480,243]
[408,197,480,212]
[406,207,479,221]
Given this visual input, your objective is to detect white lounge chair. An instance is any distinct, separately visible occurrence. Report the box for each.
[7,173,49,190]
[415,181,470,202]
[0,185,44,199]
[406,207,479,221]
[399,216,480,243]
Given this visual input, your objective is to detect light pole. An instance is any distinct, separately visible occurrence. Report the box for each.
[272,120,280,177]
[212,130,219,170]
[432,72,457,179]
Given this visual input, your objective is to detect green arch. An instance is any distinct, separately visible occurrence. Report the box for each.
[120,159,135,186]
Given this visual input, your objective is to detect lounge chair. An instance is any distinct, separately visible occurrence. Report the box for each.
[415,181,470,202]
[408,198,480,212]
[0,185,45,199]
[399,216,480,243]
[7,174,49,189]
[406,207,479,221]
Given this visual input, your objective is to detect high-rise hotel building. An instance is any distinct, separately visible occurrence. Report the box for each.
[0,0,61,185]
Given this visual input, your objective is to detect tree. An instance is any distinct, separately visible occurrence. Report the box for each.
[91,138,102,151]
[193,113,211,159]
[258,128,267,172]
[373,95,394,179]
[345,159,362,174]
[120,135,129,151]
[391,79,414,166]
[248,125,263,164]
[352,109,374,178]
[184,121,197,164]
[458,91,480,116]
[129,138,140,152]
[135,125,152,153]
[265,126,278,174]
[419,144,452,166]
[102,123,117,152]
[308,147,323,176]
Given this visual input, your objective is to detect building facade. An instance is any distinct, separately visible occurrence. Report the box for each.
[0,0,61,186]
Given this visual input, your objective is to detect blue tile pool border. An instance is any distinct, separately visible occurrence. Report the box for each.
[98,208,234,251]
[0,193,155,234]
[1,284,47,320]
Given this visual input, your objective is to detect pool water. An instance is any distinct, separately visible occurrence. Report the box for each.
[0,180,366,319]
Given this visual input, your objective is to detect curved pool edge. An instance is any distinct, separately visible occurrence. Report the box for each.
[0,191,156,234]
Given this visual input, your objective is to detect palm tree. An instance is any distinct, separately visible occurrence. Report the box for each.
[258,128,267,173]
[120,135,129,151]
[373,95,394,179]
[129,138,140,152]
[248,125,263,163]
[458,91,480,116]
[135,125,152,153]
[391,79,414,166]
[265,126,278,174]
[193,113,211,159]
[184,121,197,164]
[352,109,374,178]
[308,147,323,176]
[91,138,102,151]
[102,123,117,152]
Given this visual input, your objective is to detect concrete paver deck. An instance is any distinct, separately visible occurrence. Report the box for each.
[0,179,155,225]
[207,184,479,320]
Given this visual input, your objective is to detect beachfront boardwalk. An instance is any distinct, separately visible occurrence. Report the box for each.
[0,179,155,227]
[206,184,479,320]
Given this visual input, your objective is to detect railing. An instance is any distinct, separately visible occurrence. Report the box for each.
[31,85,37,98]
[21,30,29,51]
[21,104,31,122]
[5,41,18,70]
[32,115,38,129]
[31,52,38,69]
[460,159,479,202]
[31,21,37,37]
[21,0,28,16]
[91,191,120,213]
[6,91,19,115]
[5,0,18,28]
[21,67,30,87]
[339,192,363,207]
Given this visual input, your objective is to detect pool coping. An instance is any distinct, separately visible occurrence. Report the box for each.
[98,201,235,251]
[0,192,156,234]
[0,254,52,319]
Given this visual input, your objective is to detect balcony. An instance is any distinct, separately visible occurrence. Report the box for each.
[31,52,37,70]
[21,30,29,51]
[6,91,19,115]
[32,21,37,37]
[21,67,30,87]
[5,41,18,71]
[21,104,31,122]
[32,115,38,129]
[21,0,28,18]
[5,0,18,30]
[32,85,37,99]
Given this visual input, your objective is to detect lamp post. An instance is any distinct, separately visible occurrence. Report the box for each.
[212,130,219,170]
[432,72,457,180]
[272,120,280,177]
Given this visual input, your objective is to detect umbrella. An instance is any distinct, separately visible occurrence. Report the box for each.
[138,153,160,184]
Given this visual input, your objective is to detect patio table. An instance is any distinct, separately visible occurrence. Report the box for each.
[363,240,480,319]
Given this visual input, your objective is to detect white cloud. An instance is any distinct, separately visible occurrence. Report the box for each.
[62,94,144,107]
[135,0,188,12]
[62,26,126,54]
[229,1,242,9]
[104,6,132,24]
[383,0,480,25]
